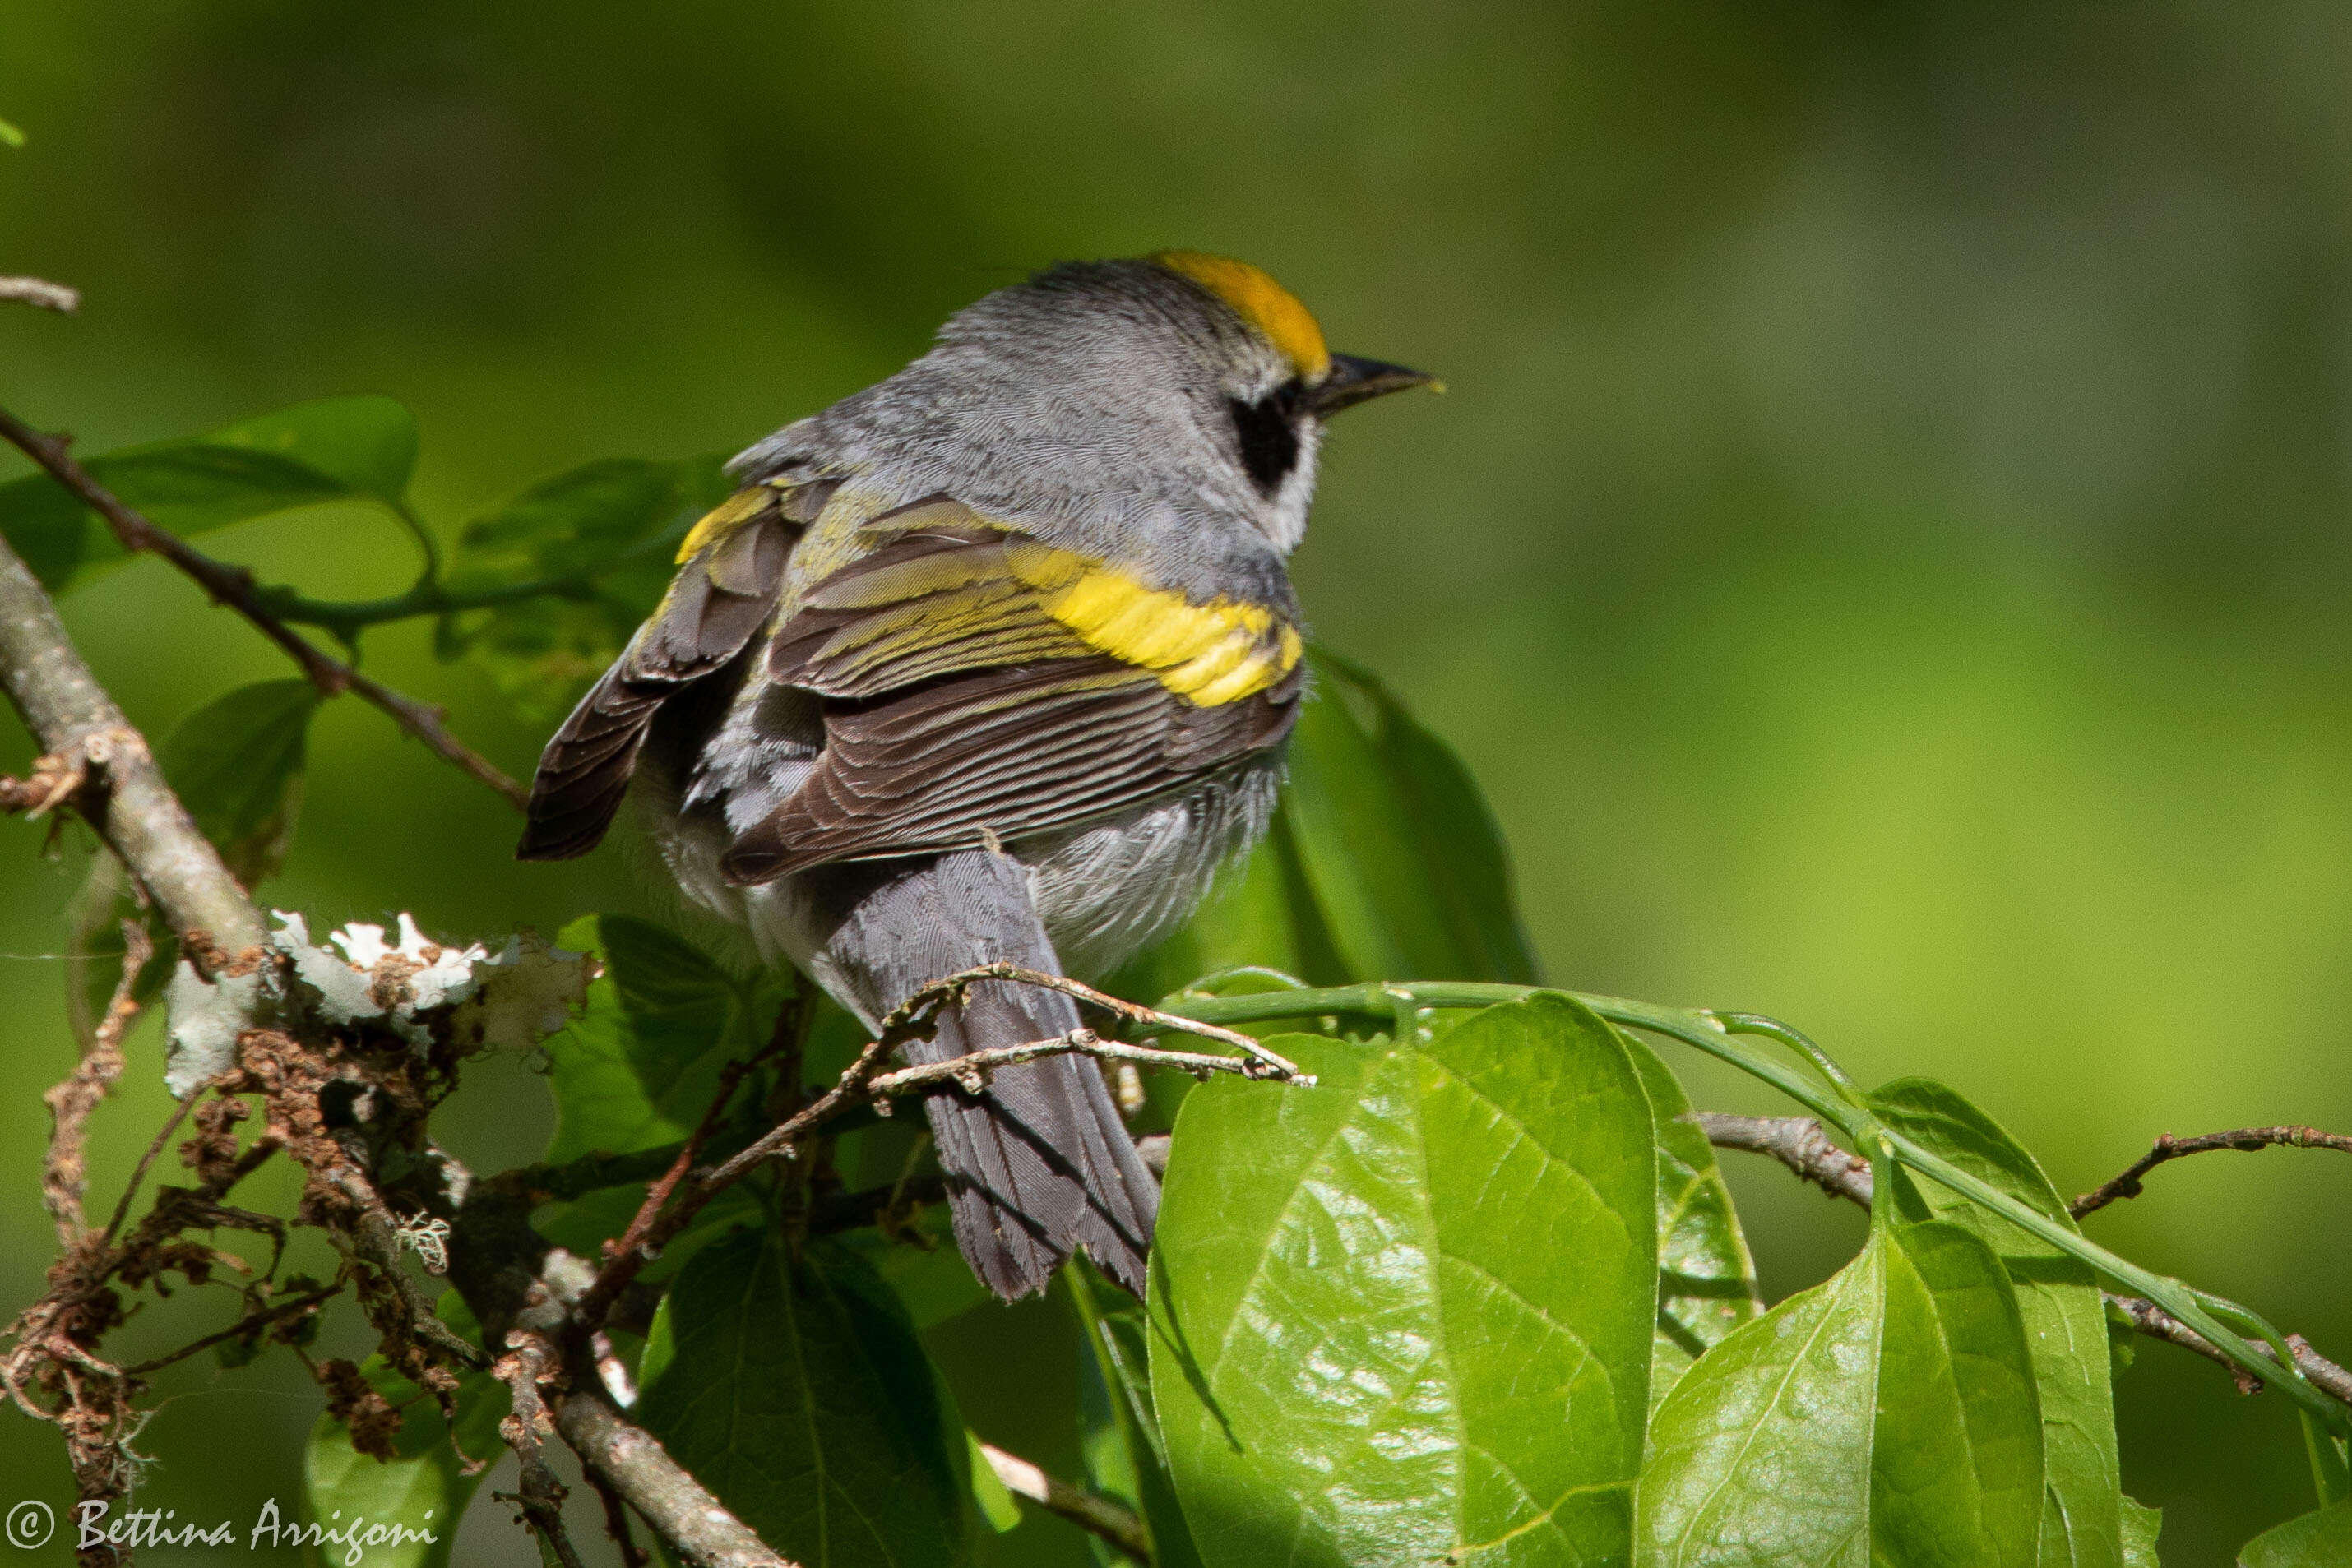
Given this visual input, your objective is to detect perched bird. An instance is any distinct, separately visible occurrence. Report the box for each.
[517,253,1433,1298]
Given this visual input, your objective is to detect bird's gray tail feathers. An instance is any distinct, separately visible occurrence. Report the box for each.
[818,850,1159,1300]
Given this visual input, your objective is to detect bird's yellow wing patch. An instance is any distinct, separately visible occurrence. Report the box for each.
[1005,540,1301,706]
[676,485,774,562]
[1151,252,1331,382]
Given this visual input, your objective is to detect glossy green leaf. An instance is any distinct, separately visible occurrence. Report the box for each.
[1151,995,1657,1567]
[1637,1226,1883,1566]
[635,1228,969,1568]
[303,1298,507,1568]
[439,454,731,715]
[1626,1034,1760,1415]
[2239,1500,2352,1566]
[1637,1218,2044,1567]
[157,678,322,887]
[1278,650,1539,984]
[1069,1261,1201,1568]
[1874,1220,2044,1567]
[1873,1078,2125,1568]
[2121,1497,2162,1566]
[0,396,419,590]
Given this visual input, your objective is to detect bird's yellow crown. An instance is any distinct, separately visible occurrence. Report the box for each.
[1151,251,1331,381]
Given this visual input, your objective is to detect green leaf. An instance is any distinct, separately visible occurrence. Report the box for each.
[303,1299,507,1568]
[1637,1227,1883,1566]
[635,1228,970,1567]
[2240,1500,2352,1566]
[1151,995,1657,1567]
[156,679,322,887]
[2121,1497,2162,1566]
[1068,1261,1201,1568]
[1637,1217,2044,1568]
[1626,1035,1760,1415]
[541,914,771,1163]
[1276,650,1539,985]
[440,455,731,715]
[0,117,25,147]
[1873,1220,2044,1567]
[1873,1079,2126,1568]
[966,1432,1023,1534]
[533,914,780,1280]
[833,1198,992,1331]
[0,396,419,590]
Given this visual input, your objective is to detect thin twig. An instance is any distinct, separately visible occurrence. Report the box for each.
[1701,1112,2352,1410]
[864,1027,1299,1098]
[118,1284,342,1376]
[575,975,1309,1334]
[595,1000,801,1273]
[904,960,1308,1077]
[2072,1126,2352,1219]
[0,403,526,808]
[43,921,152,1242]
[979,1441,1151,1561]
[0,275,79,313]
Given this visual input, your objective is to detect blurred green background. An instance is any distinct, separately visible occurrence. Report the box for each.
[6,1,2352,1561]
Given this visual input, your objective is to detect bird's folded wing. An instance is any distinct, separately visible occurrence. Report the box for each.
[721,496,1302,884]
[516,479,831,860]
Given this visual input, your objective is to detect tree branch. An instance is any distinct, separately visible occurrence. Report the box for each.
[0,404,526,808]
[979,1442,1150,1562]
[0,276,79,313]
[493,1330,590,1568]
[551,1386,798,1568]
[1699,1112,2352,1409]
[0,530,268,958]
[1696,1112,1873,1205]
[2072,1126,2352,1219]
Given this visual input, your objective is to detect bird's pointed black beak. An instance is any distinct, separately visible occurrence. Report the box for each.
[1309,353,1442,417]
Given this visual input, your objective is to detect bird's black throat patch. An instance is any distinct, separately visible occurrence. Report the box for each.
[1229,382,1303,493]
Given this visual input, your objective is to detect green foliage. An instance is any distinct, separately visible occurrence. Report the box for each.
[1633,1037,1761,1413]
[2239,1500,2352,1566]
[0,397,419,590]
[1873,1080,2124,1567]
[1069,1260,1201,1568]
[1638,1211,2043,1567]
[437,454,732,714]
[1151,999,1657,1566]
[636,1228,971,1568]
[1280,650,1539,984]
[156,678,321,888]
[2121,1498,2164,1566]
[303,1298,508,1568]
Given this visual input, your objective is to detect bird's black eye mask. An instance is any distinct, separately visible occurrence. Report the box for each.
[1228,379,1304,493]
